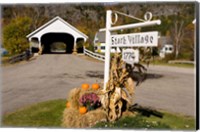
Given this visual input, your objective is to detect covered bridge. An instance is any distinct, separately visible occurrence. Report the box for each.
[26,16,88,54]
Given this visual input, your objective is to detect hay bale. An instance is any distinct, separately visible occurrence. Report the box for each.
[122,110,137,118]
[62,87,107,128]
[67,88,81,109]
[62,107,107,128]
[79,88,101,97]
[62,108,80,128]
[80,108,108,127]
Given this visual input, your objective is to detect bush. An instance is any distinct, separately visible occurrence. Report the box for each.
[162,53,175,62]
[85,43,94,52]
[3,17,32,55]
[177,52,194,61]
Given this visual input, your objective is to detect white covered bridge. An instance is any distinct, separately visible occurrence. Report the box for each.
[26,16,88,54]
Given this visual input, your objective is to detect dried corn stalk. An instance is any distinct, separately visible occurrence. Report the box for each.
[100,53,136,122]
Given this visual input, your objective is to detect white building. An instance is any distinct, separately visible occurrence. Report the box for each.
[159,44,174,58]
[158,36,174,58]
[27,16,88,54]
[93,31,120,53]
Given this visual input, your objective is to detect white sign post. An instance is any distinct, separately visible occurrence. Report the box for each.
[122,49,139,65]
[103,10,161,90]
[103,10,112,90]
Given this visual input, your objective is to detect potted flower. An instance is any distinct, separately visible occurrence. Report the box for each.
[79,93,101,111]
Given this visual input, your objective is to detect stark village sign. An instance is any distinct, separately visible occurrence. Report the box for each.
[101,10,161,89]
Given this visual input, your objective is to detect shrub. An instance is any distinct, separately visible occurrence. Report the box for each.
[3,17,32,55]
[163,53,175,62]
[85,43,94,52]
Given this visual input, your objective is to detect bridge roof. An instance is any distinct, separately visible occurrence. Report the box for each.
[26,16,88,41]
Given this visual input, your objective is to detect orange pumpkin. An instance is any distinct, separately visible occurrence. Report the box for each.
[79,106,87,114]
[66,102,70,108]
[92,83,100,90]
[81,83,90,90]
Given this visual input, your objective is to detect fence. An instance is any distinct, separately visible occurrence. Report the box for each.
[9,51,33,64]
[83,48,105,61]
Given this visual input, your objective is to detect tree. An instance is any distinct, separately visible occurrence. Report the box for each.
[169,4,194,59]
[170,19,185,59]
[181,23,195,60]
[3,17,32,55]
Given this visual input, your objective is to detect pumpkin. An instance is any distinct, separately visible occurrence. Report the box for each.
[79,106,87,114]
[92,83,100,90]
[81,83,90,90]
[66,102,70,108]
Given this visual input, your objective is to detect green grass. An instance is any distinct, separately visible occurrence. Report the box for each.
[149,60,194,68]
[94,115,171,129]
[94,112,195,130]
[142,111,195,130]
[2,99,66,127]
[2,99,195,130]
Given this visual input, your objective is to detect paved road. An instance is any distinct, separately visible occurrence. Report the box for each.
[135,64,195,117]
[1,54,195,117]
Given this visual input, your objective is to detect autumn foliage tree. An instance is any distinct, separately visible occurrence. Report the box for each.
[3,17,32,55]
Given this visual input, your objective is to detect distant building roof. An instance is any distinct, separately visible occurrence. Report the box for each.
[95,31,105,43]
[94,31,117,43]
[158,36,173,48]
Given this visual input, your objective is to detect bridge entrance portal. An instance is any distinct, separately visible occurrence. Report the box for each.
[41,33,74,54]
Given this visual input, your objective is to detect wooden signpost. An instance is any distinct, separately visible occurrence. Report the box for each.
[103,10,161,89]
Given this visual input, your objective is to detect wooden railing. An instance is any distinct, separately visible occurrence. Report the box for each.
[9,51,33,64]
[83,48,105,61]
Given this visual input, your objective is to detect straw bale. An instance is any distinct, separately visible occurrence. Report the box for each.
[62,107,107,128]
[62,108,79,127]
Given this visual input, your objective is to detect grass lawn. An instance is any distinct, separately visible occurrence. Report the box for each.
[2,99,66,128]
[2,99,195,130]
[149,60,194,68]
[142,111,195,130]
[94,111,195,130]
